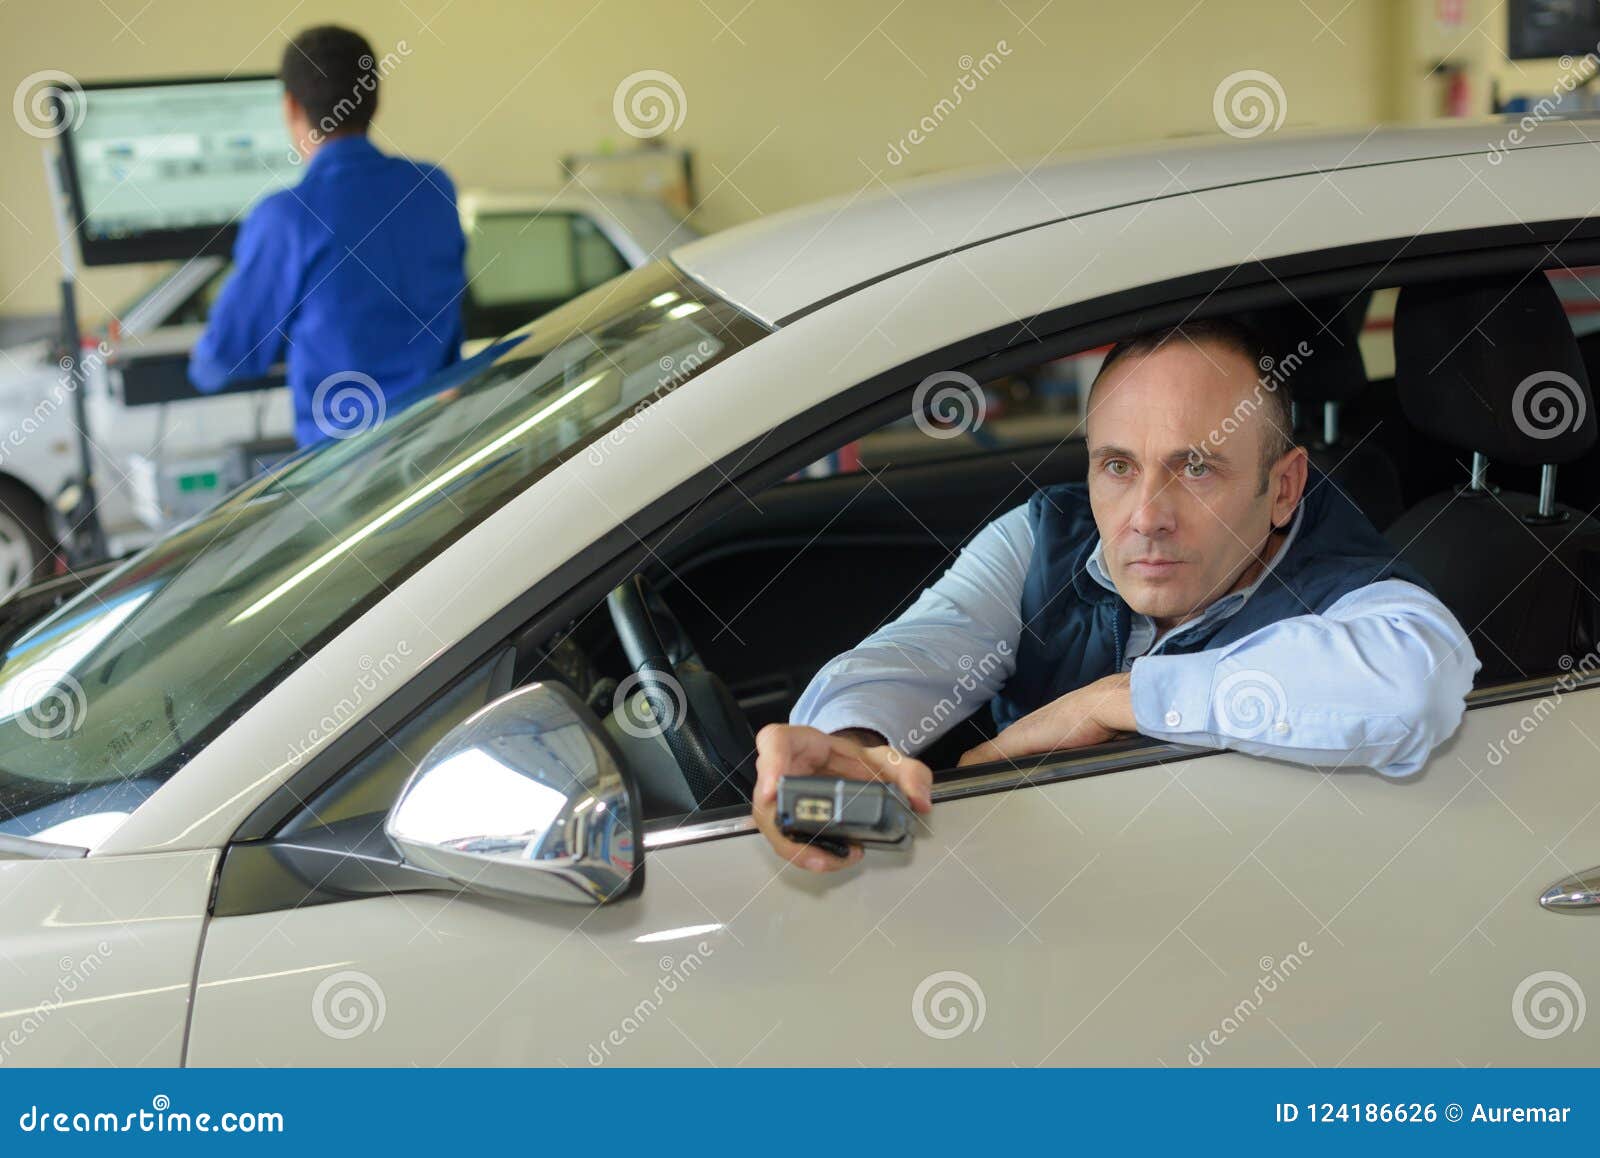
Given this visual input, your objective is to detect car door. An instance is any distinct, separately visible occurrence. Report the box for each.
[182,644,1598,1067]
[182,253,1600,1066]
[0,849,214,1065]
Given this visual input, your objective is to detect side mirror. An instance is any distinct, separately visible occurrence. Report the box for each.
[385,682,643,905]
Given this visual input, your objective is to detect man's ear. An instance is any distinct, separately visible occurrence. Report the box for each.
[1269,446,1308,529]
[283,93,309,146]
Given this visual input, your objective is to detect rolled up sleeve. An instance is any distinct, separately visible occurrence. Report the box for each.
[1129,578,1479,777]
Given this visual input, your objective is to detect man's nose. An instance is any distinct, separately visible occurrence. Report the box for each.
[1128,472,1177,538]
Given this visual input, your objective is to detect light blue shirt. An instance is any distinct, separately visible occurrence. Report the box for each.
[791,500,1480,777]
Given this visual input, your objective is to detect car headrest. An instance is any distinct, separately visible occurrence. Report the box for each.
[1241,292,1371,405]
[1395,275,1595,466]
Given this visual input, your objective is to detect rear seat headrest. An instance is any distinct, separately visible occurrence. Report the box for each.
[1242,292,1371,405]
[1395,274,1595,466]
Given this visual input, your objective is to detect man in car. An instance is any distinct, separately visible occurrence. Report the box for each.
[752,318,1479,872]
[188,24,466,446]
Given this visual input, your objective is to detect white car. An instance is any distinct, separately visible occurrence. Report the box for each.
[0,189,694,588]
[4,119,1600,1068]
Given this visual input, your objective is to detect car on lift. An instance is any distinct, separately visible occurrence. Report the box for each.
[0,189,693,591]
[2,118,1600,1067]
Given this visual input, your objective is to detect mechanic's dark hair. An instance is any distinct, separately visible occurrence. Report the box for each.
[1091,317,1296,491]
[281,25,379,135]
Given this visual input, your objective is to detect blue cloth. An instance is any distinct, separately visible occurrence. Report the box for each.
[188,135,466,446]
[791,477,1480,777]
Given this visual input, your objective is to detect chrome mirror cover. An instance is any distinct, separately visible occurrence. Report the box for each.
[386,682,642,905]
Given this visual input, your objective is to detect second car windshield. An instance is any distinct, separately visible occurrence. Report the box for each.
[0,260,768,842]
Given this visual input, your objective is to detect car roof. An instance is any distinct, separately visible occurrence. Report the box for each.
[671,118,1600,327]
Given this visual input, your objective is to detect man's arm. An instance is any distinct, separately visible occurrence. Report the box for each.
[1131,579,1477,775]
[188,197,306,393]
[757,504,1032,872]
[967,579,1477,776]
[789,502,1034,753]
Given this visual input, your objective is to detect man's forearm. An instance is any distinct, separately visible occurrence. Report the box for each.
[1087,672,1135,733]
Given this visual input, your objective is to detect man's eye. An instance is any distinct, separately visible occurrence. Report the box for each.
[1105,460,1131,477]
[1183,460,1210,479]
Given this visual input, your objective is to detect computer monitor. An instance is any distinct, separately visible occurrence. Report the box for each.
[52,75,300,267]
[1508,0,1600,61]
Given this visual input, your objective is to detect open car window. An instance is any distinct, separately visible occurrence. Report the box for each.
[236,257,1600,853]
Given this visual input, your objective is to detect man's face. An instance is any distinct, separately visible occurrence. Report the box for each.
[1085,337,1306,630]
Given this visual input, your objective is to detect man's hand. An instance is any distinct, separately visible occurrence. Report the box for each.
[958,672,1136,767]
[752,724,933,873]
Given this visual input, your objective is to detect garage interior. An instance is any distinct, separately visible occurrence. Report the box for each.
[0,0,1581,336]
[3,0,1600,1082]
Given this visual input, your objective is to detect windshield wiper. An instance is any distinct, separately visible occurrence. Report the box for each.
[0,831,88,860]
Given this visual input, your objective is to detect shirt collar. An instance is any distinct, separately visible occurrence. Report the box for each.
[306,134,379,173]
[1083,499,1307,624]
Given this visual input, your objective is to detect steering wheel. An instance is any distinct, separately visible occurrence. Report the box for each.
[605,574,757,810]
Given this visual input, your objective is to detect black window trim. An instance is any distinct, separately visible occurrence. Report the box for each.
[645,673,1598,852]
[214,219,1600,889]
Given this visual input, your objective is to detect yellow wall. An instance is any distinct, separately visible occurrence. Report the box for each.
[0,0,1530,322]
[1387,0,1596,122]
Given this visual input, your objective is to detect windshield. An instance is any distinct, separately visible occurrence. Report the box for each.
[0,261,767,843]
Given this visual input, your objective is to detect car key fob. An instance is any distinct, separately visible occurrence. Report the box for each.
[777,775,915,856]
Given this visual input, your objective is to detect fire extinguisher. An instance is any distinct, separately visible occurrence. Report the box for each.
[1440,63,1472,117]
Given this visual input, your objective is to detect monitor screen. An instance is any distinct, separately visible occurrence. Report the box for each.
[1508,0,1600,60]
[54,76,300,266]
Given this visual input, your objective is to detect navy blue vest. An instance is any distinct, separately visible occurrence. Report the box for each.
[991,468,1431,730]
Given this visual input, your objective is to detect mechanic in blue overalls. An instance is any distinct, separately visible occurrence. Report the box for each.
[189,25,465,447]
